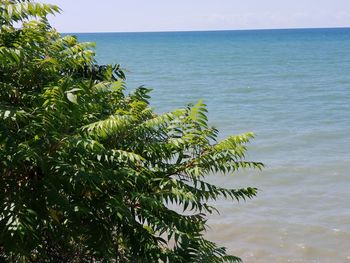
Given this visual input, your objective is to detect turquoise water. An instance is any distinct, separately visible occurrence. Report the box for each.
[76,29,350,262]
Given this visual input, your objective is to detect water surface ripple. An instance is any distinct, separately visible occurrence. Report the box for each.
[77,28,350,262]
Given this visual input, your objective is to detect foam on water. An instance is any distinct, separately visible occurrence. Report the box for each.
[76,28,350,262]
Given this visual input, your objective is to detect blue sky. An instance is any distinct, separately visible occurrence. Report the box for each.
[42,0,350,32]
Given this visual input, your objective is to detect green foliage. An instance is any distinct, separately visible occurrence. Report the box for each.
[0,1,263,262]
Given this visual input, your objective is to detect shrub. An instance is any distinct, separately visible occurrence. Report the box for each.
[0,1,263,262]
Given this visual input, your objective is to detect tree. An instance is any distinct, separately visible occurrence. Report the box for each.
[0,1,263,262]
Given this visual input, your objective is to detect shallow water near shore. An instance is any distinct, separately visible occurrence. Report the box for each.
[76,28,350,262]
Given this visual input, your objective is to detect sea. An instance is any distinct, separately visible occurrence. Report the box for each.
[76,28,350,262]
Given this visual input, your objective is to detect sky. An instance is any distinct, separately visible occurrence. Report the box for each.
[42,0,350,33]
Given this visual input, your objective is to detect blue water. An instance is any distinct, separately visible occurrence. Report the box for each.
[76,28,350,262]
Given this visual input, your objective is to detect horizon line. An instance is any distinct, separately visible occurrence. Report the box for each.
[59,26,350,34]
